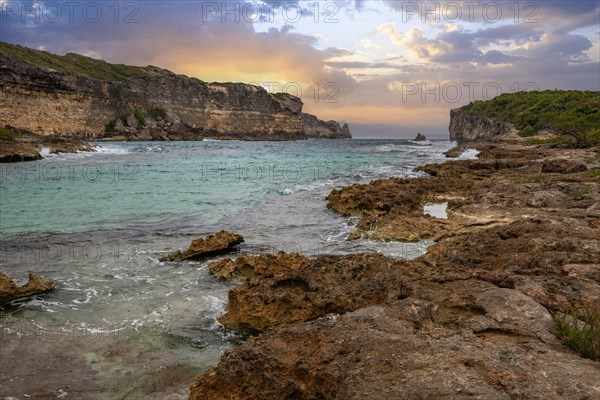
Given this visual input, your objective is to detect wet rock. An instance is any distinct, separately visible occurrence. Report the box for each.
[167,231,244,261]
[208,253,290,280]
[444,145,465,157]
[0,272,55,305]
[0,135,92,163]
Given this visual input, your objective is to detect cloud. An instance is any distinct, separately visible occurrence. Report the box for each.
[0,0,598,137]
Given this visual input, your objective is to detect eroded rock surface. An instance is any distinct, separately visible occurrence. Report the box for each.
[0,272,55,305]
[168,231,244,261]
[192,280,600,400]
[190,132,600,400]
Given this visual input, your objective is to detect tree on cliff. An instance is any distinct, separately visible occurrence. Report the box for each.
[551,110,600,148]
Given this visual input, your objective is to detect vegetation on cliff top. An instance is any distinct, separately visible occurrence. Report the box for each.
[463,90,600,147]
[0,41,162,81]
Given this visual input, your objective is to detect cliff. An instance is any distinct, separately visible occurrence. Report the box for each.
[0,42,351,140]
[449,91,600,144]
[449,108,513,142]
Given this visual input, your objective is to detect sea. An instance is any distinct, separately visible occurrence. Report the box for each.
[0,139,474,399]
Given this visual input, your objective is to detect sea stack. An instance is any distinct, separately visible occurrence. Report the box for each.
[414,132,427,141]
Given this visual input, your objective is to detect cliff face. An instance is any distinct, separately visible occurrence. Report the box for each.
[449,108,513,142]
[0,47,351,140]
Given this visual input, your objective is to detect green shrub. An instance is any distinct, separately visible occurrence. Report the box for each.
[575,189,592,197]
[551,306,600,361]
[134,110,146,126]
[519,125,536,137]
[147,108,167,119]
[0,42,160,81]
[105,120,117,133]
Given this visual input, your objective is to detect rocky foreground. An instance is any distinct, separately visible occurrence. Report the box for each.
[189,132,599,399]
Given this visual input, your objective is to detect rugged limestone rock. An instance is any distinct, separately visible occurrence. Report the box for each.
[0,272,55,305]
[218,252,413,335]
[449,108,513,142]
[0,132,93,163]
[0,44,351,141]
[413,132,427,141]
[444,145,466,157]
[542,159,588,174]
[167,231,244,262]
[190,131,600,400]
[191,279,600,400]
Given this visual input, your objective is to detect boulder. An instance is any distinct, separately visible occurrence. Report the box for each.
[167,231,244,261]
[565,163,588,174]
[125,113,139,129]
[444,145,465,158]
[0,272,55,305]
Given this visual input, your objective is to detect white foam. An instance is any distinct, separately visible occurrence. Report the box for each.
[424,202,448,219]
[459,148,480,160]
[93,145,131,155]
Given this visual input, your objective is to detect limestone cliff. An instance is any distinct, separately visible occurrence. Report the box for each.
[0,43,351,140]
[449,108,513,142]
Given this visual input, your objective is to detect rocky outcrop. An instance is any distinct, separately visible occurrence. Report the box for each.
[0,44,351,141]
[0,272,55,305]
[190,131,600,399]
[449,108,513,142]
[191,283,600,400]
[0,132,94,163]
[444,145,465,157]
[167,231,244,262]
[413,132,427,141]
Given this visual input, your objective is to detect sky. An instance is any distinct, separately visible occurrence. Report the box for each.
[1,0,599,138]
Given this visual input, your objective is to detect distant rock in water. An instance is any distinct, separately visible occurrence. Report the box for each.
[168,231,244,262]
[414,132,427,141]
[0,272,55,305]
[0,42,351,141]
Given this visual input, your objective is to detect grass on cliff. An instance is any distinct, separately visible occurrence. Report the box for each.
[0,41,158,81]
[463,90,600,147]
[551,306,600,361]
[0,127,19,139]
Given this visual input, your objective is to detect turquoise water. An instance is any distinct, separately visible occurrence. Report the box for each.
[0,139,459,399]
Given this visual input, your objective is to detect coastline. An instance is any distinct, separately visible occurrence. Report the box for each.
[189,131,600,399]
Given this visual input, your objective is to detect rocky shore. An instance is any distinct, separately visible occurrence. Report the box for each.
[0,132,94,163]
[189,131,600,399]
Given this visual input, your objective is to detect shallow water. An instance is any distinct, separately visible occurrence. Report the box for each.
[0,139,461,398]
